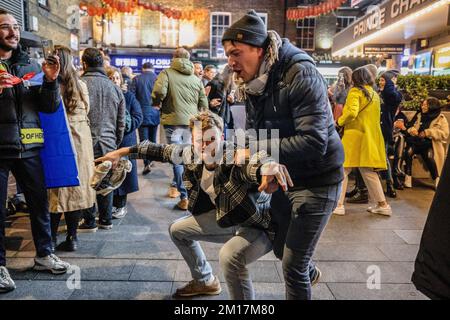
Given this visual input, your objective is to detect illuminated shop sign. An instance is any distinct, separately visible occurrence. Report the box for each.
[434,46,450,69]
[110,54,172,73]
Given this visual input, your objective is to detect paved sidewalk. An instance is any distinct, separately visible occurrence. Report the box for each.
[1,161,431,300]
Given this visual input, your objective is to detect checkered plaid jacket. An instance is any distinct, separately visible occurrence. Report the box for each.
[129,140,274,236]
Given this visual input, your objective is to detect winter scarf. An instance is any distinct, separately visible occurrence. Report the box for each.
[237,30,282,99]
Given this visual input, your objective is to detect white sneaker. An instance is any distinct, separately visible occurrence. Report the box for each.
[333,205,345,215]
[34,254,71,274]
[112,206,127,219]
[0,266,16,293]
[404,175,412,188]
[367,204,392,216]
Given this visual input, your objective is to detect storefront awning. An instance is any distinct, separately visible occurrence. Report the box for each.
[332,0,450,57]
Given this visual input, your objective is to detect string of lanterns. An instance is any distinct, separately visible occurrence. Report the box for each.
[79,0,209,21]
[287,0,348,21]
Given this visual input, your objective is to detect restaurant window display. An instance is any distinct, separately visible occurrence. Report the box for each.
[433,45,450,76]
[414,51,432,75]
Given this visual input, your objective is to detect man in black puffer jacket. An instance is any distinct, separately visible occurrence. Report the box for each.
[0,9,70,294]
[222,10,344,300]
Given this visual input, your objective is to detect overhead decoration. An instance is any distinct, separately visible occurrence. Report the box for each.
[287,0,348,21]
[79,0,208,21]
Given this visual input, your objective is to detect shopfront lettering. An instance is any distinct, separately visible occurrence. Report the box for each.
[111,55,172,73]
[352,0,432,39]
[391,0,428,18]
[354,7,386,38]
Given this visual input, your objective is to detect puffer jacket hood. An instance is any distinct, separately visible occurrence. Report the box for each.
[171,58,194,75]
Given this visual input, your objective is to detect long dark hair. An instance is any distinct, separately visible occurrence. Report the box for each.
[338,66,352,89]
[352,66,374,100]
[55,45,88,114]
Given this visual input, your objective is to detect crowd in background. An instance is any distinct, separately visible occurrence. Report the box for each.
[1,8,449,300]
[328,64,449,216]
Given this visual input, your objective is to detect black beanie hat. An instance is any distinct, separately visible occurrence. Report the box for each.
[221,10,268,48]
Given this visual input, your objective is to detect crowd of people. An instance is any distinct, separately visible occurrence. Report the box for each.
[0,8,448,300]
[328,63,448,216]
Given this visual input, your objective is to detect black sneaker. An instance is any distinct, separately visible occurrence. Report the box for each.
[345,187,359,198]
[142,165,151,175]
[56,237,78,252]
[6,199,16,217]
[98,222,113,230]
[78,221,98,233]
[11,195,29,214]
[346,190,369,204]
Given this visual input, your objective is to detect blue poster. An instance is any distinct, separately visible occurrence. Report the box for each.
[32,73,80,189]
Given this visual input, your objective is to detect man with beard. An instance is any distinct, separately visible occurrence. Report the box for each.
[222,10,344,300]
[0,9,71,293]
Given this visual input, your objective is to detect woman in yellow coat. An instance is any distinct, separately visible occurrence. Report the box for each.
[334,67,392,216]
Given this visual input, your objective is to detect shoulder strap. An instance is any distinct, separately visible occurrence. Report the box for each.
[357,91,374,116]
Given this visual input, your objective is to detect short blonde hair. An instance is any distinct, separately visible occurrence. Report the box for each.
[189,110,224,133]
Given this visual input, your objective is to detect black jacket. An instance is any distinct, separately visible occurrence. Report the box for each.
[245,40,344,188]
[206,76,234,126]
[0,46,61,159]
[412,151,450,299]
[380,79,403,144]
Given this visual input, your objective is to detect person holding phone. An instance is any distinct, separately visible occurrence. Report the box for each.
[205,65,236,137]
[0,9,71,293]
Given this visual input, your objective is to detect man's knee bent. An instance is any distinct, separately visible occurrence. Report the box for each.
[219,246,243,275]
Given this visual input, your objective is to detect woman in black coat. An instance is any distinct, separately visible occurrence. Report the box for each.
[412,149,450,299]
[379,71,403,198]
[107,67,143,219]
[205,65,235,136]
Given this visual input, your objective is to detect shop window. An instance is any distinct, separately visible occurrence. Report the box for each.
[210,12,231,58]
[160,15,180,48]
[121,13,140,46]
[296,18,315,51]
[336,16,356,33]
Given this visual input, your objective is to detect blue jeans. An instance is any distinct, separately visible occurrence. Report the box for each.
[164,125,190,200]
[169,210,272,300]
[138,125,158,167]
[276,183,341,300]
[0,156,53,265]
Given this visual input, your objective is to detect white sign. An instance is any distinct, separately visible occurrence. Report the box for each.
[70,33,78,51]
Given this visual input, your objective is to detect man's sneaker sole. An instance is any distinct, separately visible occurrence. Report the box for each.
[98,224,113,230]
[78,227,98,233]
[174,288,222,297]
[33,264,68,275]
[0,286,16,293]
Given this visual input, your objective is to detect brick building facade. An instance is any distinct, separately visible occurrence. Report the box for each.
[0,0,81,54]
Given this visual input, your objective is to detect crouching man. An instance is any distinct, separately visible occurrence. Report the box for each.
[96,110,294,299]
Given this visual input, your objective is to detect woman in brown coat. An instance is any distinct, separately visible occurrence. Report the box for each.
[48,45,96,251]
